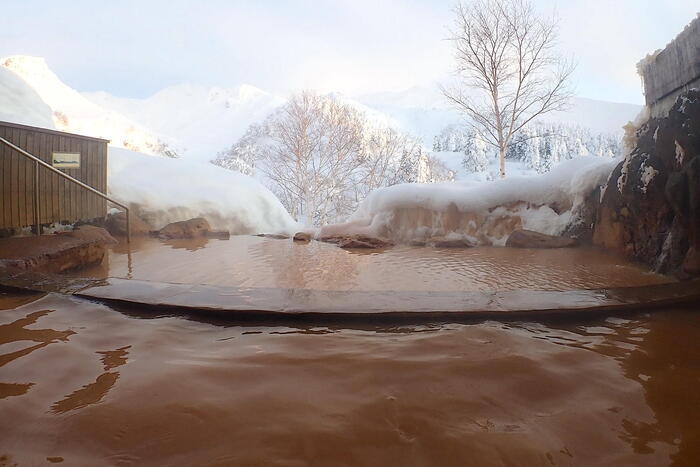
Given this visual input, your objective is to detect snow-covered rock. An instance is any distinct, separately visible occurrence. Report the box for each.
[320,157,618,246]
[107,147,299,235]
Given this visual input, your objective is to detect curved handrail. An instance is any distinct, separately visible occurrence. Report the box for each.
[0,136,130,242]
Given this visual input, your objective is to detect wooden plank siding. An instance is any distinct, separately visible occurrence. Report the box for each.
[0,121,109,232]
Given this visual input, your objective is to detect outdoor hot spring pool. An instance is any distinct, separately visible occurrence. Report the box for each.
[2,236,699,465]
[71,235,672,292]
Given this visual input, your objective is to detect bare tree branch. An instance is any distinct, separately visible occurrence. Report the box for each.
[442,0,575,177]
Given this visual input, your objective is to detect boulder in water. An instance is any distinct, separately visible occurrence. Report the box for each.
[157,218,211,239]
[321,234,393,249]
[293,232,312,242]
[105,211,152,237]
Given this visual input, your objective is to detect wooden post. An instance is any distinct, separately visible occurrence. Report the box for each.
[126,209,131,244]
[34,160,41,235]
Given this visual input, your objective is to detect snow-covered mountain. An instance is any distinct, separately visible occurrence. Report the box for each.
[1,56,172,156]
[356,85,643,144]
[84,84,284,162]
[1,55,643,164]
[0,66,55,129]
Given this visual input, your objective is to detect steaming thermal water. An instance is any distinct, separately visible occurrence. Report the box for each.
[0,292,698,466]
[73,236,672,291]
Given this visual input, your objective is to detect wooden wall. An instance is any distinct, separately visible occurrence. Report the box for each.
[640,15,700,106]
[0,121,108,231]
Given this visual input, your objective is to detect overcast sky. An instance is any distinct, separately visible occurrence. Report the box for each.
[1,0,697,104]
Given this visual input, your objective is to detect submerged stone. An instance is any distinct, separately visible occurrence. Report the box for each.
[256,233,290,240]
[427,237,476,248]
[320,234,394,249]
[506,229,578,249]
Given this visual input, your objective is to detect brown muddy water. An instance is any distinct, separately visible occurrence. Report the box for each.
[2,237,696,466]
[72,236,672,291]
[0,291,699,466]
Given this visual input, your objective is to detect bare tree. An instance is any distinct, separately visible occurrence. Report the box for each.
[257,91,367,225]
[442,0,574,178]
[215,92,453,226]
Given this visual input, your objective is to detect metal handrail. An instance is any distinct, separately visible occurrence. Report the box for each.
[0,136,130,243]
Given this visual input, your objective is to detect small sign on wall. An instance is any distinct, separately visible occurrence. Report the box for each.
[52,152,81,169]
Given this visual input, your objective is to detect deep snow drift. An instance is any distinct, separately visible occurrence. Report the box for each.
[320,157,618,245]
[108,147,299,235]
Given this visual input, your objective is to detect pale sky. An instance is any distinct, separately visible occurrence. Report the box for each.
[0,0,697,104]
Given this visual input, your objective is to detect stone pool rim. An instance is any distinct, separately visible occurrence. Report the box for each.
[1,272,698,323]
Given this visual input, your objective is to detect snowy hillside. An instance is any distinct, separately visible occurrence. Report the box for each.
[356,85,643,145]
[84,84,284,162]
[0,67,55,129]
[1,56,172,156]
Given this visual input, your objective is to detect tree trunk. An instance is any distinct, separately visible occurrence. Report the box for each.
[499,146,506,178]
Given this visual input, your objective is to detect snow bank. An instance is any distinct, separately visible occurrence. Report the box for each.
[321,157,618,245]
[0,67,55,128]
[108,147,299,235]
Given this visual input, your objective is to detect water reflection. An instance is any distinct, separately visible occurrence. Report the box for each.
[162,237,209,251]
[0,292,697,466]
[69,236,673,292]
[50,372,120,414]
[0,310,75,368]
[50,345,131,414]
[0,382,34,399]
[248,237,360,291]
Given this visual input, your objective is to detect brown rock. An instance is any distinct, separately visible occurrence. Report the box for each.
[428,237,476,248]
[683,247,700,275]
[104,211,152,237]
[321,234,394,249]
[592,89,700,277]
[256,233,289,240]
[293,232,312,242]
[505,229,579,249]
[157,218,211,239]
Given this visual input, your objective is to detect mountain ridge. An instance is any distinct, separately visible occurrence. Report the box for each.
[1,55,643,164]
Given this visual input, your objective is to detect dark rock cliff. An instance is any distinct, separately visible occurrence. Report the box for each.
[593,89,700,277]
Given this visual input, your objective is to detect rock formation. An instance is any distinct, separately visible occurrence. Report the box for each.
[594,90,700,276]
[157,218,211,239]
[104,211,152,237]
